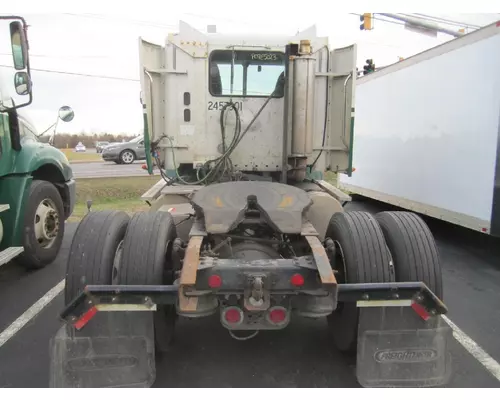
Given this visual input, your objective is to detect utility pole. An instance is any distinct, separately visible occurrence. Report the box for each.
[378,13,465,38]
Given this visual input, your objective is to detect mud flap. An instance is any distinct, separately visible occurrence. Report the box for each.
[49,313,156,388]
[355,307,453,388]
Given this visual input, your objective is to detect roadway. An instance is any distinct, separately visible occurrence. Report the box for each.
[71,161,148,179]
[0,198,499,387]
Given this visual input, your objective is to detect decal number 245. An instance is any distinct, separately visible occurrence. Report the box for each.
[208,101,243,111]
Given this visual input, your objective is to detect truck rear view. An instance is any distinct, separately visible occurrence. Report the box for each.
[51,21,451,388]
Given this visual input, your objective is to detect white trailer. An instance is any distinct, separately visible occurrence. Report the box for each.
[339,20,500,237]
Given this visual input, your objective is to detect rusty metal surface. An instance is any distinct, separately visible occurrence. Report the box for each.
[178,236,204,312]
[301,221,319,236]
[180,236,204,286]
[305,235,337,285]
[178,287,199,312]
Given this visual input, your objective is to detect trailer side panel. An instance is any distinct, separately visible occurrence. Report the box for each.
[340,25,500,235]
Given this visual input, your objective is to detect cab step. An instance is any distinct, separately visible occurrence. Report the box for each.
[0,204,10,213]
[0,247,23,267]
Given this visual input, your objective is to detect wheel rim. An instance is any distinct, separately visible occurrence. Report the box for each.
[122,151,134,163]
[34,198,60,248]
[112,240,124,284]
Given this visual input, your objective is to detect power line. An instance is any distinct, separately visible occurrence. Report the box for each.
[61,13,188,31]
[0,64,139,82]
[412,13,481,29]
[0,52,119,59]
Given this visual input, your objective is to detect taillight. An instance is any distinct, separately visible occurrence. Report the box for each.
[290,273,304,287]
[222,307,243,325]
[208,274,222,288]
[411,302,430,321]
[267,306,287,325]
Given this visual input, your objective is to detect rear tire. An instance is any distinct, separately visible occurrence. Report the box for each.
[376,211,442,299]
[64,210,130,336]
[118,211,178,353]
[376,211,444,331]
[64,210,130,305]
[326,211,395,353]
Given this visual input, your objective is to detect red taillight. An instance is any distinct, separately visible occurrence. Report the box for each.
[290,273,304,287]
[223,307,243,324]
[73,306,98,330]
[268,307,287,325]
[208,274,222,288]
[411,302,430,321]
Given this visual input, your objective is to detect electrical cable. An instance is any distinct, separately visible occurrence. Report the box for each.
[0,64,139,82]
[152,88,277,186]
[175,214,194,226]
[411,13,481,29]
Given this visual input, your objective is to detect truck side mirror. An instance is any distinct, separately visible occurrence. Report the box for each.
[58,106,74,122]
[10,21,28,70]
[14,71,31,95]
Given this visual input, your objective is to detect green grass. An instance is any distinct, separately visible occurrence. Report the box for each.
[68,176,159,222]
[68,172,344,223]
[60,148,102,163]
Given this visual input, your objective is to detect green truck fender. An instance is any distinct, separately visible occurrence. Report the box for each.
[1,143,76,248]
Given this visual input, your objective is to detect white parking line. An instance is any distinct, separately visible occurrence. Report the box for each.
[0,279,65,348]
[443,315,500,382]
[0,280,499,385]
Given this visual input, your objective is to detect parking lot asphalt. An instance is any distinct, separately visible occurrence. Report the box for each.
[0,199,499,388]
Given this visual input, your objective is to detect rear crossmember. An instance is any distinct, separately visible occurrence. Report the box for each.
[61,280,447,331]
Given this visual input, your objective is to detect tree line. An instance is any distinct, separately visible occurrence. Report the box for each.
[38,133,140,149]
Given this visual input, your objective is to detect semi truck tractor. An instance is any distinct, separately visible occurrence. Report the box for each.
[0,16,76,269]
[51,22,451,388]
[339,20,500,237]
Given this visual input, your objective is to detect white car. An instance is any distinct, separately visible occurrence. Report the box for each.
[75,142,86,152]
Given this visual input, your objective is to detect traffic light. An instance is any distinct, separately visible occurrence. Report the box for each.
[363,59,375,75]
[360,13,373,30]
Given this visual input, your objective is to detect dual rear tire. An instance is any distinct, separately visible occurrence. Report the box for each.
[326,210,442,353]
[64,210,178,352]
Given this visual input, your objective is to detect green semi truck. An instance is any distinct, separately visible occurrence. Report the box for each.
[0,16,75,268]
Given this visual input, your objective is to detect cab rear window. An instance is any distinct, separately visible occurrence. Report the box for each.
[209,50,285,98]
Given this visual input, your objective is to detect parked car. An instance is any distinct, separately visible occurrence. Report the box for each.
[101,136,146,164]
[96,141,110,153]
[75,142,86,152]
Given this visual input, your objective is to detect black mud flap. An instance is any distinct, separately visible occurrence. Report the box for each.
[49,313,156,388]
[355,307,453,388]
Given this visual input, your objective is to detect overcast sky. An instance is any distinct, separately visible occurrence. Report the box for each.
[1,5,499,136]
